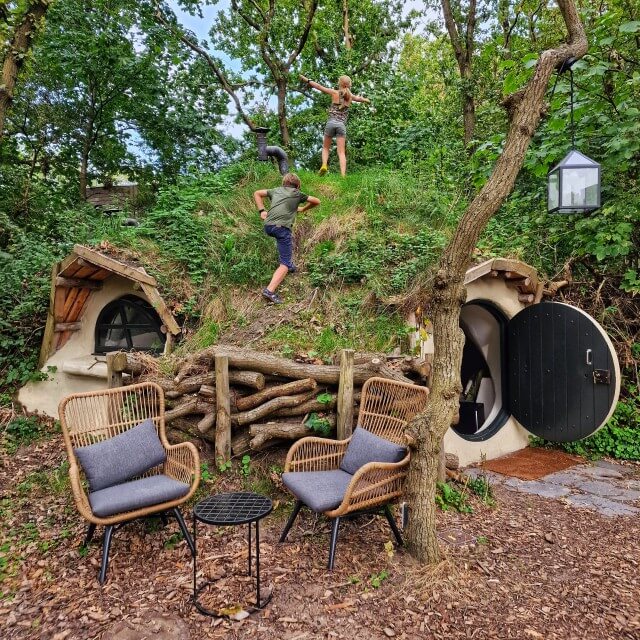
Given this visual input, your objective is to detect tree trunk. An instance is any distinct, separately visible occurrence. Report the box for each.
[462,71,476,147]
[235,378,317,412]
[276,78,290,147]
[249,417,336,450]
[342,0,353,49]
[406,0,587,564]
[210,345,404,385]
[440,0,477,150]
[0,0,50,143]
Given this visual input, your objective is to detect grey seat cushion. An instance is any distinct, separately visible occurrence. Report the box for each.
[339,427,407,475]
[89,474,190,518]
[74,418,166,492]
[282,470,353,513]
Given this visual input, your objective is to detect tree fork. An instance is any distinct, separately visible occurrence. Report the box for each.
[405,0,587,564]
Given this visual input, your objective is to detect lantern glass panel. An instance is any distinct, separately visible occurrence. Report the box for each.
[548,171,559,210]
[561,167,599,208]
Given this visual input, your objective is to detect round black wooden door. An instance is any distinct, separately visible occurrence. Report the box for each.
[506,302,620,442]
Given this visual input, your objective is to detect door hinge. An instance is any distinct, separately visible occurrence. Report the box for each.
[593,369,611,385]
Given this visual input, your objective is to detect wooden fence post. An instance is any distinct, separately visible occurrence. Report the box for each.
[215,355,231,462]
[337,348,354,440]
[106,352,127,389]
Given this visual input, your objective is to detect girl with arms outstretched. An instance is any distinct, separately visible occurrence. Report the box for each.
[300,74,370,177]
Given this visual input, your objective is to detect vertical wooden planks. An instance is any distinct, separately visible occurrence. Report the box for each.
[38,262,60,368]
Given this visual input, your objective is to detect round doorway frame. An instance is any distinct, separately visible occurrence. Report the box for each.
[453,299,511,443]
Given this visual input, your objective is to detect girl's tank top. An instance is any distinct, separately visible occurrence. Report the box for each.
[328,102,349,124]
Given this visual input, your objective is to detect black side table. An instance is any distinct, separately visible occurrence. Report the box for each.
[193,492,273,617]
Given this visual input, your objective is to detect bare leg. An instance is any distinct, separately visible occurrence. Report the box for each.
[336,136,347,176]
[267,264,289,292]
[321,135,332,169]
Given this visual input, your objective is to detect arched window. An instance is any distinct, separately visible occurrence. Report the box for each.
[95,295,165,354]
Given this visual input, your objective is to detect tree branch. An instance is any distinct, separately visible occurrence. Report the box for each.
[231,0,262,32]
[440,0,588,285]
[440,0,463,63]
[286,0,319,68]
[154,10,256,131]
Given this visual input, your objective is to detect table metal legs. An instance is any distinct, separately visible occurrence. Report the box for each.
[192,516,271,617]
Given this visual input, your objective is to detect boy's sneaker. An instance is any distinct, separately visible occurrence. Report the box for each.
[318,164,328,176]
[262,288,283,304]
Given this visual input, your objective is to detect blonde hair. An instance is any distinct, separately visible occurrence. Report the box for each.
[338,75,352,109]
[282,173,301,189]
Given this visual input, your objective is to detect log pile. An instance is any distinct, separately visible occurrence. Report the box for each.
[113,345,430,458]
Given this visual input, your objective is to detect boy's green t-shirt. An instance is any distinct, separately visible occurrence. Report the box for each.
[264,187,309,229]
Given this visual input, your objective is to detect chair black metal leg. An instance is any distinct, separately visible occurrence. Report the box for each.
[83,523,96,548]
[383,505,403,546]
[98,525,114,585]
[171,508,195,557]
[279,500,303,543]
[328,517,341,571]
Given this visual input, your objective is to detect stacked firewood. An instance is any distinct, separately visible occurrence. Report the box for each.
[113,345,430,456]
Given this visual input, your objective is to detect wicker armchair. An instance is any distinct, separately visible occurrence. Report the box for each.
[279,377,428,569]
[59,382,200,584]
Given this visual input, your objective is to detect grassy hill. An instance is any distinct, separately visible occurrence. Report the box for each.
[98,161,471,360]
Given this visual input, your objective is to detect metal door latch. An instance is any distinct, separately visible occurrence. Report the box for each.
[593,369,611,384]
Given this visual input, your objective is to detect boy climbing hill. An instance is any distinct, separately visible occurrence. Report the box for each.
[254,173,320,304]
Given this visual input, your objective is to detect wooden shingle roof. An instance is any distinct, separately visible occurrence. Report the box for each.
[38,245,179,367]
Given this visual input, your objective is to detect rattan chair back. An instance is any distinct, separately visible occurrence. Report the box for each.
[60,382,165,451]
[357,377,429,444]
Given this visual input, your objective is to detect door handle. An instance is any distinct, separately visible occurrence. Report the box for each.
[585,349,592,366]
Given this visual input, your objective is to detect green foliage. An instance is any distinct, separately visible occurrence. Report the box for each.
[2,416,53,454]
[240,455,251,477]
[369,569,389,589]
[163,532,184,550]
[304,412,332,437]
[316,393,333,405]
[467,475,495,507]
[216,459,232,474]
[308,227,447,294]
[200,462,214,482]
[436,481,473,513]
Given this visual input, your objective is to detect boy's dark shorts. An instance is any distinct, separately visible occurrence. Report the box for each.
[264,224,295,270]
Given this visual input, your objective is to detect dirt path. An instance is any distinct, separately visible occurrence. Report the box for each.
[1,436,638,640]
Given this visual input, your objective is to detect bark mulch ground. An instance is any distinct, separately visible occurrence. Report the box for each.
[1,435,639,640]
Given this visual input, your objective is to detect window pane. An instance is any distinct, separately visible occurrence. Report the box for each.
[123,301,153,324]
[129,327,164,351]
[98,326,128,349]
[561,167,598,208]
[548,171,559,209]
[99,305,124,325]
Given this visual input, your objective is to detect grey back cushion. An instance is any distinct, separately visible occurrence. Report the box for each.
[340,427,407,475]
[74,418,166,492]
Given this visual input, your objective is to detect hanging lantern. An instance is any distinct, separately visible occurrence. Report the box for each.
[547,60,601,214]
[547,150,601,214]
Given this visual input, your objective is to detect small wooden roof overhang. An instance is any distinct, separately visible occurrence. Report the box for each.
[39,245,180,367]
[464,257,542,304]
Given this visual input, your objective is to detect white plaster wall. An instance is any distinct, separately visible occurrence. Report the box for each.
[18,276,147,418]
[409,276,532,466]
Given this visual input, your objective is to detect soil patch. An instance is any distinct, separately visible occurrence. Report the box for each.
[482,447,582,480]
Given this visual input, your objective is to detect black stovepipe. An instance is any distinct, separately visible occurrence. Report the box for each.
[254,127,290,175]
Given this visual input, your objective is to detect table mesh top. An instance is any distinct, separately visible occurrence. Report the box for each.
[194,492,273,525]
